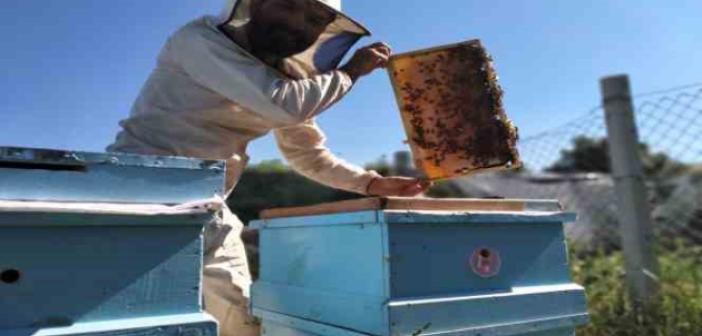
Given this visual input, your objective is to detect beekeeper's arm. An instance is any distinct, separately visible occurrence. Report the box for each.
[169,23,391,125]
[274,120,431,196]
[274,119,379,194]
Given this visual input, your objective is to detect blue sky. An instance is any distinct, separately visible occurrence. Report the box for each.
[1,0,700,165]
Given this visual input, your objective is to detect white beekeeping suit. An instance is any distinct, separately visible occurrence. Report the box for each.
[107,0,377,334]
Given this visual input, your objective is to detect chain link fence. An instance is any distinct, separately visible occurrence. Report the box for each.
[455,83,702,249]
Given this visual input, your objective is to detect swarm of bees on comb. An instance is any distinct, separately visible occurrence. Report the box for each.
[388,40,521,181]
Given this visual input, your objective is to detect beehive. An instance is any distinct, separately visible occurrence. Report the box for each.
[0,147,220,336]
[251,197,589,335]
[388,40,521,180]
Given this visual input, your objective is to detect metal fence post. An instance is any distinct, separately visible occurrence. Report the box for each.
[600,74,660,307]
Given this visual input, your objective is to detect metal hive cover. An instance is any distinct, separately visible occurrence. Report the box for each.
[0,147,226,204]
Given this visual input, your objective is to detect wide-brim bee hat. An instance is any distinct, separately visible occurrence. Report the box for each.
[218,0,371,78]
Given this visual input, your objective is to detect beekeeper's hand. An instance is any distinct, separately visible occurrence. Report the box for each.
[340,42,392,82]
[366,176,431,197]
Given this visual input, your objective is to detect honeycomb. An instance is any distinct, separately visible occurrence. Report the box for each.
[388,40,521,180]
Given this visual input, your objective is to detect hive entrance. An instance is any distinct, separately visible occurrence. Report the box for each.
[1,269,21,284]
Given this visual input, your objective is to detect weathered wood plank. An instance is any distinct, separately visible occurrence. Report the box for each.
[260,197,562,219]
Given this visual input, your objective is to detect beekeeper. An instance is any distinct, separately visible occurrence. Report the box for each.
[107,0,429,334]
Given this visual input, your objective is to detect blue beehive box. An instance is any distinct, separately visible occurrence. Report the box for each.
[251,197,589,336]
[0,147,223,336]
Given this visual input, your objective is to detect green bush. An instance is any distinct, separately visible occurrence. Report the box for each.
[227,162,361,224]
[572,240,702,335]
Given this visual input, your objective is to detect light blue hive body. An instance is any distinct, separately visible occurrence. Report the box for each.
[0,147,222,336]
[251,198,589,336]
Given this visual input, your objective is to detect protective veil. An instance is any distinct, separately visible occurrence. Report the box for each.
[218,0,370,78]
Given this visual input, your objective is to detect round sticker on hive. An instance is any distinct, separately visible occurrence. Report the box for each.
[469,248,501,278]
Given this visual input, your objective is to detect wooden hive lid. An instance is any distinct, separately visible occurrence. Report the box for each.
[259,197,562,219]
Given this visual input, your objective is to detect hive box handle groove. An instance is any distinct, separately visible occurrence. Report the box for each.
[0,161,87,172]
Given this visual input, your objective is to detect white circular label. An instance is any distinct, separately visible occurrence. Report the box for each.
[469,248,501,278]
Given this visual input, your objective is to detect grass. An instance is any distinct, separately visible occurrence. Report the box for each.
[571,240,702,336]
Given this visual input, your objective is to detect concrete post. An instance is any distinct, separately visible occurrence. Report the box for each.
[600,74,660,307]
[394,151,413,176]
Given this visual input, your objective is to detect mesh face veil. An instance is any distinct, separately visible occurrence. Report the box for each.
[218,0,370,79]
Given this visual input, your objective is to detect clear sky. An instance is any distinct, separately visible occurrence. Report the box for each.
[1,0,700,165]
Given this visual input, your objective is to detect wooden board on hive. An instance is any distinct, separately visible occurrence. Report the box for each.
[259,197,561,219]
